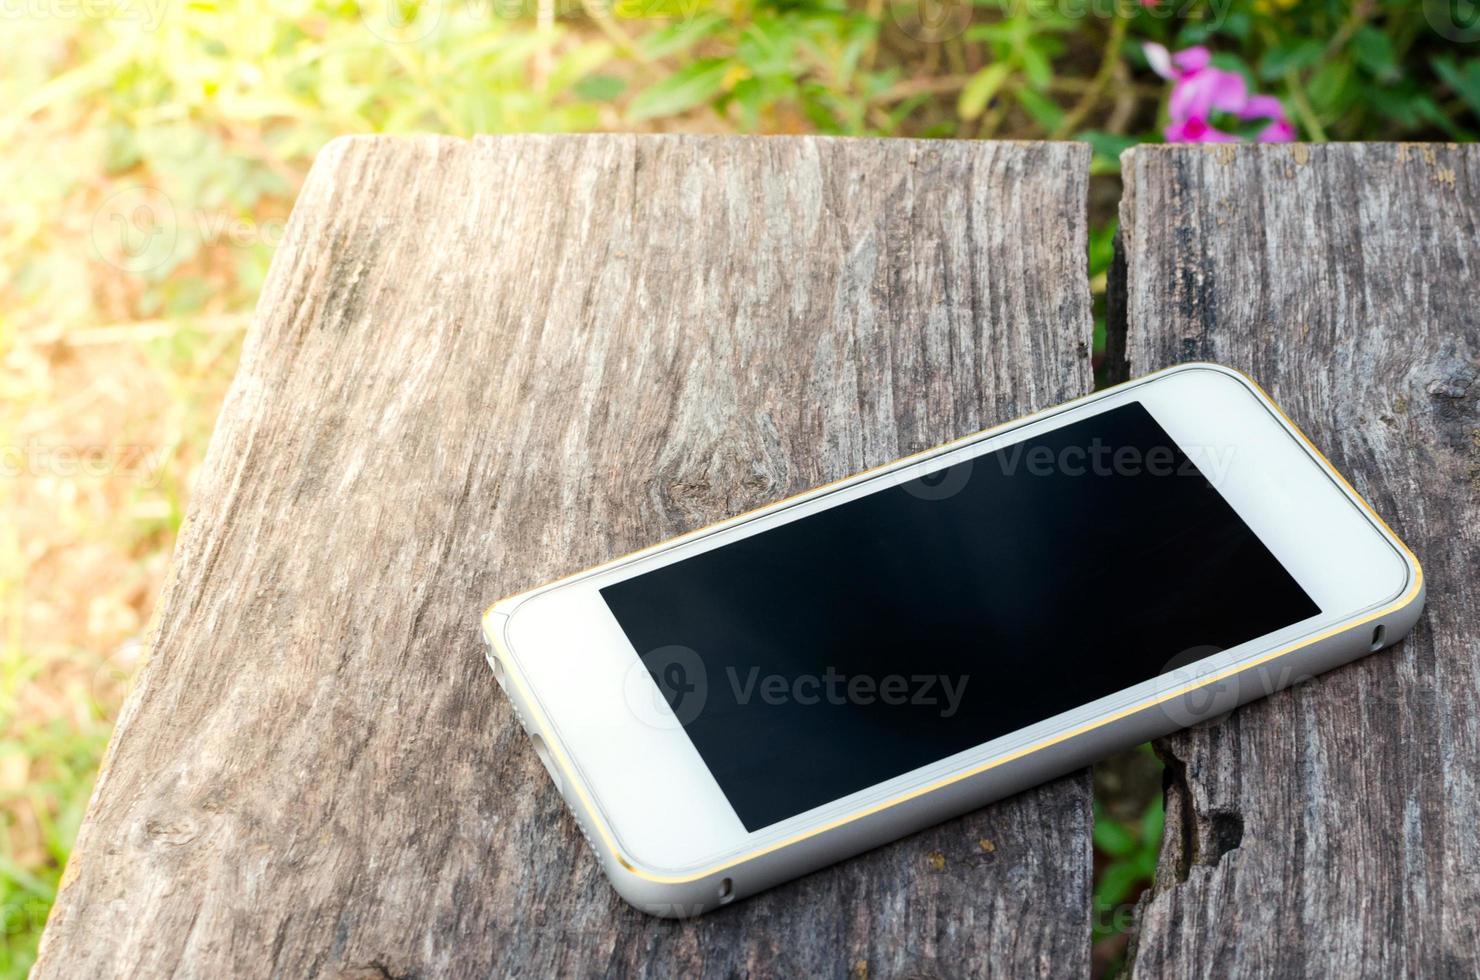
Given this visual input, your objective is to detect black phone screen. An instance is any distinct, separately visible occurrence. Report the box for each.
[600,401,1319,832]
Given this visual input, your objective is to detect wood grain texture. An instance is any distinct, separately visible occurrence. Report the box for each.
[37,135,1096,978]
[1116,143,1480,979]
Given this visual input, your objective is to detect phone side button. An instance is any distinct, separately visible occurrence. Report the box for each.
[481,635,508,691]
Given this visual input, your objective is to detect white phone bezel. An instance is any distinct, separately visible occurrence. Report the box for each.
[486,363,1415,877]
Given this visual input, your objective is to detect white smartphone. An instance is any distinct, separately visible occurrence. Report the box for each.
[480,363,1424,917]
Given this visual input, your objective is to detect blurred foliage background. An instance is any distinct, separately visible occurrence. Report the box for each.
[1,0,1476,974]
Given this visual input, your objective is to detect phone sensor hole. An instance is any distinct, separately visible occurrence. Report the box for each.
[1370,625,1386,652]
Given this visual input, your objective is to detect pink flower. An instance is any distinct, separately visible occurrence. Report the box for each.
[1144,42,1210,79]
[1256,119,1296,143]
[1143,42,1295,144]
[1165,118,1240,143]
[1240,95,1295,142]
[1169,66,1248,123]
[1239,94,1283,119]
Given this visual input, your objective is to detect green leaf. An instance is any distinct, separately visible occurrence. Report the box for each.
[1095,859,1149,909]
[1140,796,1165,849]
[1176,20,1215,46]
[617,0,709,18]
[1369,85,1424,128]
[1433,55,1480,118]
[547,40,616,95]
[958,63,1011,121]
[103,121,141,174]
[574,73,627,103]
[1086,215,1119,278]
[1208,52,1253,78]
[1077,130,1138,177]
[1412,95,1474,141]
[1259,39,1323,82]
[626,59,729,122]
[964,19,1024,47]
[1353,27,1399,81]
[1094,816,1138,858]
[1307,58,1351,108]
[1220,10,1252,42]
[738,17,795,78]
[728,76,766,130]
[1014,87,1064,131]
[1018,42,1053,90]
[634,12,725,60]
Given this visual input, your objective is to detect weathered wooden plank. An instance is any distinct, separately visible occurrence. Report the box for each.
[38,135,1096,978]
[1117,143,1480,978]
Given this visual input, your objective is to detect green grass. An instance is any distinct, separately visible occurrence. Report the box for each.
[0,650,116,975]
